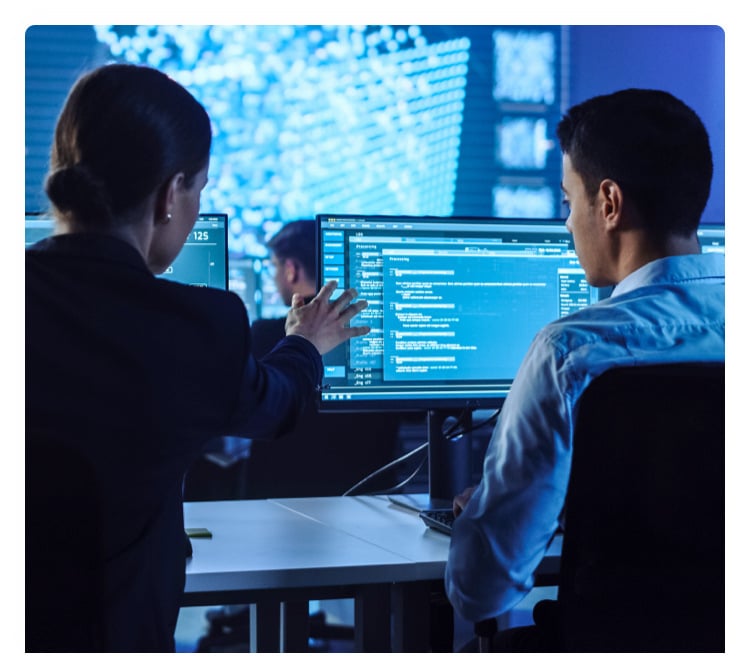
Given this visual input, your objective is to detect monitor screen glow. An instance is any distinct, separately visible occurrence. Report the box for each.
[317,214,601,412]
[25,212,229,290]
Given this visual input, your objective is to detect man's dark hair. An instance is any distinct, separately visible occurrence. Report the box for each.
[556,88,712,235]
[267,219,316,280]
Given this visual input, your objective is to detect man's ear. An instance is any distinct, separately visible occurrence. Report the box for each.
[154,173,184,225]
[283,258,298,285]
[598,179,624,231]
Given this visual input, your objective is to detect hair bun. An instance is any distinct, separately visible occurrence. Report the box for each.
[44,164,113,225]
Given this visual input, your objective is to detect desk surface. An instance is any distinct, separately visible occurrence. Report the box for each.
[182,495,561,651]
[273,495,452,577]
[183,495,449,595]
[184,494,560,596]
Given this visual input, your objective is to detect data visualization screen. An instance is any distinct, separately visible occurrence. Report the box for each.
[25,212,229,290]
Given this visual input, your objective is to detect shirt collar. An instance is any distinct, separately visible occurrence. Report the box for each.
[611,253,725,298]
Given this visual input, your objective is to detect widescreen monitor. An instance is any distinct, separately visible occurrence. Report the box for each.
[317,214,601,413]
[317,213,601,503]
[25,212,229,290]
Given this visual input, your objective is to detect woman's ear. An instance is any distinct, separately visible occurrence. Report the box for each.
[154,173,184,225]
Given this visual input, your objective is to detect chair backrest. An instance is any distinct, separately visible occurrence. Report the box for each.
[557,363,725,651]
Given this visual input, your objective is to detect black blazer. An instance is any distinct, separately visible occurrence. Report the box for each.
[25,234,321,651]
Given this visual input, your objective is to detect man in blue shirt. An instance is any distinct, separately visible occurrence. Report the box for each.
[444,89,724,644]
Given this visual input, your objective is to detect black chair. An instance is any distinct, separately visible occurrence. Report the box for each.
[477,363,725,652]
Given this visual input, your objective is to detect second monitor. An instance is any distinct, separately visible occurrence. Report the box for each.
[25,212,229,290]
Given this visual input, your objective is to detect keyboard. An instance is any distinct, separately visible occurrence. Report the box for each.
[419,508,455,535]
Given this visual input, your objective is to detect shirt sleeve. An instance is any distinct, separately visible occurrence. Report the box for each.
[444,329,574,622]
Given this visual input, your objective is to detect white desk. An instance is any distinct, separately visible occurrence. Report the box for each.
[183,495,561,652]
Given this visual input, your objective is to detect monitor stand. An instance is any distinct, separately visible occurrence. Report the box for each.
[388,409,473,512]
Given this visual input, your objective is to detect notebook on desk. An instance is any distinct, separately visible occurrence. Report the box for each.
[25,212,229,289]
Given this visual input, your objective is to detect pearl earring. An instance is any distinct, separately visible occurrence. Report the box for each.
[166,213,172,223]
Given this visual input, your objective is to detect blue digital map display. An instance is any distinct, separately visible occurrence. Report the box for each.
[25,25,565,318]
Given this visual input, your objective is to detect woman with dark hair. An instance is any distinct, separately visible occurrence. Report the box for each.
[25,63,369,652]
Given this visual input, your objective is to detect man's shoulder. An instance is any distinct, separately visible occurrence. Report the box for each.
[537,302,614,342]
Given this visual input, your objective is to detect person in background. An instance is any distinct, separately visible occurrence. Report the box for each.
[244,219,403,498]
[25,63,370,652]
[249,219,318,359]
[182,220,323,500]
[444,88,724,649]
[265,218,318,313]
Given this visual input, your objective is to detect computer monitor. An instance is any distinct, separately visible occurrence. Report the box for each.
[316,213,603,504]
[25,212,229,290]
[317,214,601,408]
[697,224,725,254]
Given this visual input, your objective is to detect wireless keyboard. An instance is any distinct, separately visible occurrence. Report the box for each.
[419,508,455,535]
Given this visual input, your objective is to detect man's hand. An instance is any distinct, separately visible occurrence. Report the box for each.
[452,485,477,517]
[285,280,370,355]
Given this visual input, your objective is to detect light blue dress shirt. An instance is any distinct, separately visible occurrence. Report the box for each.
[444,253,725,622]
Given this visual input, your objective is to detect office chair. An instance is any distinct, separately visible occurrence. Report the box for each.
[476,362,725,652]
